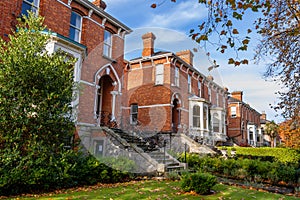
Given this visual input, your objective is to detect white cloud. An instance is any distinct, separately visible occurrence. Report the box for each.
[144,1,207,29]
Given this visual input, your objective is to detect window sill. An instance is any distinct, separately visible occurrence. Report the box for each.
[102,55,116,63]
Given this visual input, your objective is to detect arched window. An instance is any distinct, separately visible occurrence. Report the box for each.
[69,11,82,42]
[213,113,220,132]
[193,105,200,128]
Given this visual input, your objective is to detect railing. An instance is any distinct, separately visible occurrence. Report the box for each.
[99,111,118,128]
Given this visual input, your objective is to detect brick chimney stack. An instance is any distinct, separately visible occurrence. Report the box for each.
[142,32,156,57]
[93,0,107,10]
[261,111,267,120]
[231,91,243,102]
[176,50,194,66]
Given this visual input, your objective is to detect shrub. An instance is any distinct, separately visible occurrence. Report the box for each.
[178,153,201,169]
[235,147,300,164]
[181,172,217,194]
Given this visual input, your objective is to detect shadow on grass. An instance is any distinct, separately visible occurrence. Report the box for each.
[8,180,299,200]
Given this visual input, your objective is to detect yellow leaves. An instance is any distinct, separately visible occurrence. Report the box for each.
[220,30,227,35]
[151,4,157,8]
[196,34,208,42]
[228,58,235,64]
[232,29,239,34]
[228,58,249,66]
[226,20,233,26]
[242,39,249,45]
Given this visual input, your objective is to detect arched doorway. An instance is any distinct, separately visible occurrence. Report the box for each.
[96,75,114,127]
[172,99,180,132]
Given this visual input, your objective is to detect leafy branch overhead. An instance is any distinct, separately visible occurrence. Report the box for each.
[151,0,300,122]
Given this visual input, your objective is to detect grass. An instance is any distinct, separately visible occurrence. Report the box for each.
[6,180,299,200]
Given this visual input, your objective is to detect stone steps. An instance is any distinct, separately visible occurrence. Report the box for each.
[110,128,185,173]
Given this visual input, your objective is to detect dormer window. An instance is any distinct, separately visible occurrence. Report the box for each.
[21,0,40,16]
[69,12,82,43]
[103,30,112,58]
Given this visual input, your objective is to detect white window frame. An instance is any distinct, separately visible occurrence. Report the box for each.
[208,87,212,102]
[155,64,164,85]
[69,11,82,43]
[222,114,225,133]
[174,67,179,87]
[203,106,208,129]
[213,113,220,132]
[231,106,237,118]
[192,105,201,128]
[103,30,112,58]
[21,0,40,16]
[198,81,201,97]
[188,74,191,93]
[130,104,138,125]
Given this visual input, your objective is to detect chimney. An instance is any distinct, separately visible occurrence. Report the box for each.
[93,0,107,10]
[261,111,267,121]
[231,91,243,102]
[176,50,194,66]
[142,32,156,57]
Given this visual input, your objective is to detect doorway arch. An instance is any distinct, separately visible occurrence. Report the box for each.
[96,75,114,126]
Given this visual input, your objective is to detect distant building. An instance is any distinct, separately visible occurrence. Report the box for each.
[227,91,261,146]
[121,32,227,145]
[260,112,281,147]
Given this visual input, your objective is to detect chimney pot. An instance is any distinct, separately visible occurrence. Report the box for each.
[142,32,156,57]
[231,91,243,102]
[93,0,107,10]
[176,49,194,66]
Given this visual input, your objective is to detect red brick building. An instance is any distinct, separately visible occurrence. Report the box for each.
[121,32,227,145]
[227,91,262,146]
[1,0,133,156]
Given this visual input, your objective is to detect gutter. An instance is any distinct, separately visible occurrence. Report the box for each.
[75,0,132,34]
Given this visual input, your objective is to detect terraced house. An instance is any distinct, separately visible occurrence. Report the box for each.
[2,0,270,173]
[1,0,134,159]
[227,91,262,147]
[122,32,228,146]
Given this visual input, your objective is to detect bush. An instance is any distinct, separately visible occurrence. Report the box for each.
[178,153,201,169]
[0,151,133,196]
[181,172,217,194]
[235,147,300,164]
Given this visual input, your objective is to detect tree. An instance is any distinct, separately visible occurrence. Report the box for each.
[151,0,300,124]
[278,118,300,149]
[264,120,279,147]
[0,12,77,194]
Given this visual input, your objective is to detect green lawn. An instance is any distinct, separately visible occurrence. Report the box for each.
[7,180,299,200]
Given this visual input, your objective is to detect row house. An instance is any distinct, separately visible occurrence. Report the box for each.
[121,32,227,145]
[227,91,262,146]
[1,0,132,156]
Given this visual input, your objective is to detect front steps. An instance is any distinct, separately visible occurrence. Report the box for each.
[110,128,186,173]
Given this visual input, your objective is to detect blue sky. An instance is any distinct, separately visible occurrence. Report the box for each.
[103,0,283,122]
